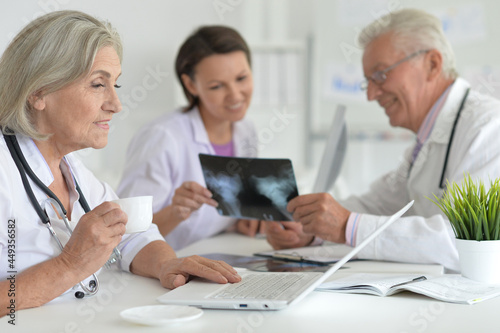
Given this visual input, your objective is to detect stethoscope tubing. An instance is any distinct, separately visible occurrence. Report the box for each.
[439,88,470,189]
[407,88,470,190]
[42,197,100,296]
[3,132,100,297]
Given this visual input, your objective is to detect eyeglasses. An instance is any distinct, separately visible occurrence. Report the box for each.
[360,49,430,91]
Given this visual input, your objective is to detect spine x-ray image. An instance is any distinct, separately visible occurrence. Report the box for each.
[199,154,299,221]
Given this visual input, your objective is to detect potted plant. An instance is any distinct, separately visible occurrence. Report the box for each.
[430,174,500,284]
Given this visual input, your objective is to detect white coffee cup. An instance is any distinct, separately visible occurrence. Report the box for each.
[112,196,153,234]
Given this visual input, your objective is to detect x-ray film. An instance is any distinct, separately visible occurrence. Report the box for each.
[198,154,299,221]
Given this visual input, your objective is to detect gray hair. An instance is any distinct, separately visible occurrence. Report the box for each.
[358,8,458,80]
[0,10,123,140]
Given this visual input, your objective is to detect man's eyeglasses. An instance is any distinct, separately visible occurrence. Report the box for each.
[360,49,430,91]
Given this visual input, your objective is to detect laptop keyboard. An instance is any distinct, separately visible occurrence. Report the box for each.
[210,272,318,300]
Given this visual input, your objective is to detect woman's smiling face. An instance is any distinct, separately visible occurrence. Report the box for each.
[182,51,253,127]
[33,46,122,153]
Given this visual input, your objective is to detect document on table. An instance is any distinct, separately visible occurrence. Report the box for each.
[317,273,500,304]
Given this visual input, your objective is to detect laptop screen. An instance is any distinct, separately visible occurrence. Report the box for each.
[312,104,347,193]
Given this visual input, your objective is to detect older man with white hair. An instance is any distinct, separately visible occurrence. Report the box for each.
[265,8,500,271]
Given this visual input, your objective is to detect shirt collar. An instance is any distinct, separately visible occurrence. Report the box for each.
[14,133,78,199]
[15,133,55,186]
[188,106,237,154]
[187,106,211,145]
[416,83,453,145]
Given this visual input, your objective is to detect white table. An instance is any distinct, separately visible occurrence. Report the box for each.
[5,233,500,333]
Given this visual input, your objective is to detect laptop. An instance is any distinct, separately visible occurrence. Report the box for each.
[157,200,414,310]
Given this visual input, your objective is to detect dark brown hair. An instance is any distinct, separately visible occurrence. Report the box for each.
[175,25,251,111]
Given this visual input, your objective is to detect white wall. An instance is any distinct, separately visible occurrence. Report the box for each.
[2,0,500,198]
[0,0,248,188]
[0,0,311,191]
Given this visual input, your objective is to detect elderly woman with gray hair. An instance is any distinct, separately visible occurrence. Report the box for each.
[0,10,240,317]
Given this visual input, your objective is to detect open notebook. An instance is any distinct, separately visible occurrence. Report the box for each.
[157,201,414,310]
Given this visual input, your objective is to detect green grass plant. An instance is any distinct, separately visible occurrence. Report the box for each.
[430,174,500,241]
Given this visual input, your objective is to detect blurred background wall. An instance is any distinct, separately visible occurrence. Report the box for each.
[2,0,499,198]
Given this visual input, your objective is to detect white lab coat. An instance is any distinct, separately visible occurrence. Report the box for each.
[341,78,500,272]
[117,107,258,250]
[0,133,165,282]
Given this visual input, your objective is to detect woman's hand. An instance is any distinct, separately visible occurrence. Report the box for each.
[236,219,265,237]
[0,203,126,318]
[170,181,218,222]
[154,181,218,236]
[157,255,241,289]
[59,201,127,276]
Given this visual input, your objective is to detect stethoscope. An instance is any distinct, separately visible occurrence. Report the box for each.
[3,132,120,298]
[409,87,470,190]
[438,87,470,189]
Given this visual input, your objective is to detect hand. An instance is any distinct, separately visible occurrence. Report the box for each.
[59,202,127,276]
[264,221,313,249]
[169,181,218,222]
[287,193,350,243]
[236,219,265,237]
[157,255,241,289]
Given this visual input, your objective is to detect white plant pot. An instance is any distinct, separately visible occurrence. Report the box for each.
[455,239,500,284]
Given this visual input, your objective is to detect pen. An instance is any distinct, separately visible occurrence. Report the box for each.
[255,220,268,239]
[390,276,427,288]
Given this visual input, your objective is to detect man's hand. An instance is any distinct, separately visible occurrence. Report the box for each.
[264,221,313,249]
[287,193,350,244]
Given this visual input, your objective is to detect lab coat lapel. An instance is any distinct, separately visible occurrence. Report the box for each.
[426,78,471,147]
[188,107,216,154]
[408,78,471,190]
[15,133,55,188]
[15,134,82,218]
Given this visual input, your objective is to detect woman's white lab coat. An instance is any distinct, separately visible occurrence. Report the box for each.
[341,78,500,272]
[0,133,164,282]
[117,107,258,250]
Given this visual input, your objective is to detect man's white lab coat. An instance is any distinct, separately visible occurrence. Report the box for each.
[341,78,500,272]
